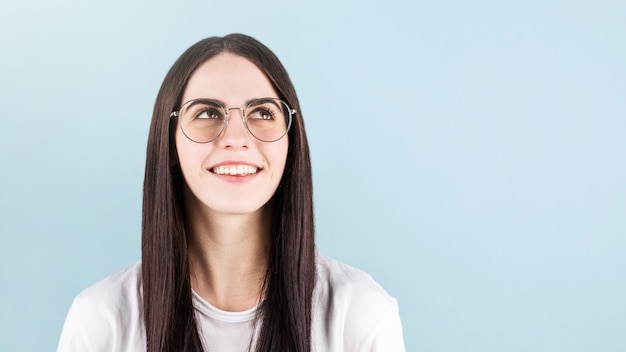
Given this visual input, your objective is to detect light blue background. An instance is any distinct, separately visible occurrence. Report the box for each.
[1,0,625,351]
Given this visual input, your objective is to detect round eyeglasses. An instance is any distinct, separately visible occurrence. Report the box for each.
[170,98,296,143]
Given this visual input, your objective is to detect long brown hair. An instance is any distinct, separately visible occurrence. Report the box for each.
[141,34,316,351]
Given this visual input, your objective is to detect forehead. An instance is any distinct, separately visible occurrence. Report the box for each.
[181,52,278,105]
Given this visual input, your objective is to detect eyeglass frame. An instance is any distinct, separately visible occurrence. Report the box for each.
[170,97,297,143]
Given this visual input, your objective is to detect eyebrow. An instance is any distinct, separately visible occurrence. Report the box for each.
[183,97,279,108]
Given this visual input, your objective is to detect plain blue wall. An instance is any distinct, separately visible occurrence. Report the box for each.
[1,0,625,351]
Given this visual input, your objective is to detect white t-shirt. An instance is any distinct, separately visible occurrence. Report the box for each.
[57,255,405,351]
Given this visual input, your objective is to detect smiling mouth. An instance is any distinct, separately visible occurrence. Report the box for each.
[211,165,259,176]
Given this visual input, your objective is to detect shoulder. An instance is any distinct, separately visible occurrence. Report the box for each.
[313,254,405,351]
[57,262,145,352]
[76,261,142,303]
[71,261,144,320]
[315,254,393,304]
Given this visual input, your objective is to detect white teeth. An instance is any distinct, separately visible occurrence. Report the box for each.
[212,165,258,176]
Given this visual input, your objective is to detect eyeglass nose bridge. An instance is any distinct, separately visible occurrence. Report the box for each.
[223,107,246,120]
[219,107,251,140]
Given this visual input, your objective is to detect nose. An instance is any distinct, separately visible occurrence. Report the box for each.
[217,108,250,149]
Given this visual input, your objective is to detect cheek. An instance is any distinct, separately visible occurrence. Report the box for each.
[269,139,289,175]
[175,129,207,175]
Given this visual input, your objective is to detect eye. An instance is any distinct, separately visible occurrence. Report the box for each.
[248,103,279,121]
[196,106,224,120]
[250,108,274,120]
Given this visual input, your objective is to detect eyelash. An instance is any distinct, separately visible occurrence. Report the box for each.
[196,108,223,120]
[250,108,275,120]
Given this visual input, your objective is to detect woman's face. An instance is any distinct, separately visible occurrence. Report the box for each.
[175,53,289,217]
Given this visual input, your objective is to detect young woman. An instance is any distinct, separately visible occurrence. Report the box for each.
[58,33,405,352]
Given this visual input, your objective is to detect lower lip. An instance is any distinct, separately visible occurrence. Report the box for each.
[210,171,260,183]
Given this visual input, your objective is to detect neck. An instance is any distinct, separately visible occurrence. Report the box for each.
[186,202,272,312]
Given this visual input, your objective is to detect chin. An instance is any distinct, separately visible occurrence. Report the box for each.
[208,200,272,217]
